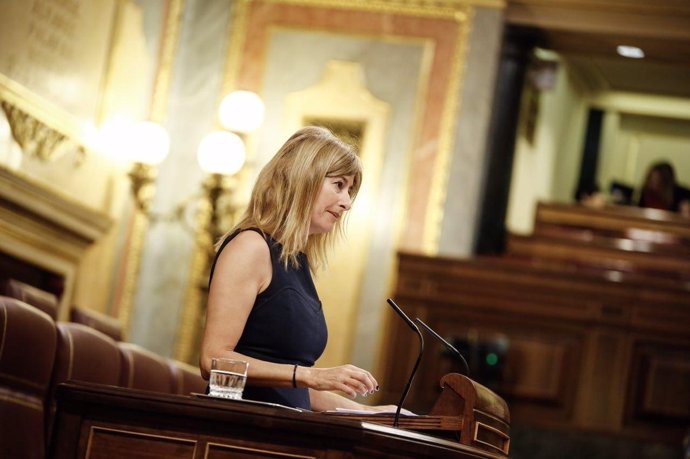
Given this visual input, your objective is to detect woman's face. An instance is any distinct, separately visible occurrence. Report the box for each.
[309,175,355,235]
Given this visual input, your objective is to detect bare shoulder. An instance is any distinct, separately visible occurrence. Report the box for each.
[214,230,272,290]
[217,230,270,265]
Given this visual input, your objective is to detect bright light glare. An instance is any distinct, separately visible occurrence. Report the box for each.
[96,119,170,165]
[616,45,645,59]
[130,121,170,165]
[197,130,246,175]
[97,118,136,162]
[218,90,265,133]
[80,121,99,152]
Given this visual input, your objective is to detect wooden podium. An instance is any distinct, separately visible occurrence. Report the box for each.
[324,373,510,456]
[51,374,510,458]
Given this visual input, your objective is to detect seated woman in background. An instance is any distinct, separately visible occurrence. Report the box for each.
[199,126,397,412]
[638,161,690,217]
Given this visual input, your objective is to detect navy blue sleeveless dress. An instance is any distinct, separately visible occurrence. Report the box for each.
[209,229,328,410]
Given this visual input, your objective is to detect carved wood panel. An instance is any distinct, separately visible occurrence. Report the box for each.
[85,426,197,458]
[405,312,583,423]
[626,340,690,422]
[81,423,327,459]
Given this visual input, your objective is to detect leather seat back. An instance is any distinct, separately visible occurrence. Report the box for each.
[47,322,122,447]
[118,342,176,394]
[70,306,123,341]
[1,278,58,320]
[168,359,207,395]
[0,296,57,459]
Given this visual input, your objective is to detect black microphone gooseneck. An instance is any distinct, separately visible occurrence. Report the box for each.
[415,318,470,376]
[386,298,424,428]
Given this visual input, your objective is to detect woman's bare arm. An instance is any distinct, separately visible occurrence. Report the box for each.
[200,230,291,383]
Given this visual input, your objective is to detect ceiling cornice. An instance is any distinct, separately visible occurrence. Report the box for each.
[505,0,690,41]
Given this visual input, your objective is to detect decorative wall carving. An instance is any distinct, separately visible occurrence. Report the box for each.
[0,100,85,163]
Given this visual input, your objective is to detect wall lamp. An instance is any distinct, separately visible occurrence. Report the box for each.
[116,90,264,244]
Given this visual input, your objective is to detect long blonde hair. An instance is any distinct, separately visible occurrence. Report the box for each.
[222,126,362,270]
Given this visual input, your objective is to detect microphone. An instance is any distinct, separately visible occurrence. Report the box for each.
[386,298,424,428]
[415,318,470,376]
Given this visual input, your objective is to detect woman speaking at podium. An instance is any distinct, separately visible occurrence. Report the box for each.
[200,126,394,412]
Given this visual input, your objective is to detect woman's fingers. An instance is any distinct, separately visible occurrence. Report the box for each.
[311,365,379,396]
[341,365,378,396]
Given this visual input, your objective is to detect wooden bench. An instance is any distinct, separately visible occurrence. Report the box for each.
[534,202,690,246]
[505,233,690,279]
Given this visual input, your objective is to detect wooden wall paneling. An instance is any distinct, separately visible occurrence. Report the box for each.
[203,433,325,459]
[632,295,690,336]
[79,423,329,459]
[73,412,331,459]
[641,355,690,419]
[573,330,630,430]
[480,319,583,425]
[389,242,690,444]
[205,442,319,459]
[84,425,198,458]
[500,335,572,404]
[625,338,690,443]
[388,296,586,425]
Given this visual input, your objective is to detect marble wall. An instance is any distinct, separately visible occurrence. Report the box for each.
[128,0,235,355]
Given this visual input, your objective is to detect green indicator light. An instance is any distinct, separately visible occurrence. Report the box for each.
[486,352,498,366]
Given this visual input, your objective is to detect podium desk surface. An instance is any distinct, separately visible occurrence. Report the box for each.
[51,382,505,459]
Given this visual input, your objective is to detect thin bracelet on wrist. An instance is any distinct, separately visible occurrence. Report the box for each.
[292,364,298,388]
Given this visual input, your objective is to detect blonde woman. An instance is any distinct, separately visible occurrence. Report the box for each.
[200,126,393,412]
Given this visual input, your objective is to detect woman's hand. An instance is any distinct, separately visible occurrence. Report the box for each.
[298,364,378,398]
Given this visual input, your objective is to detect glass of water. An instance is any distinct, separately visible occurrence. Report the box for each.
[209,358,248,399]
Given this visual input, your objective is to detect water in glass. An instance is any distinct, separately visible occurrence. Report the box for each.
[209,369,246,399]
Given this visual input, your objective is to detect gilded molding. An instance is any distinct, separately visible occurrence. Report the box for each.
[175,179,243,363]
[174,200,216,363]
[117,211,148,339]
[0,51,99,159]
[117,0,184,337]
[173,231,210,363]
[220,0,252,98]
[0,100,85,163]
[149,0,185,122]
[264,0,503,17]
[422,7,472,255]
